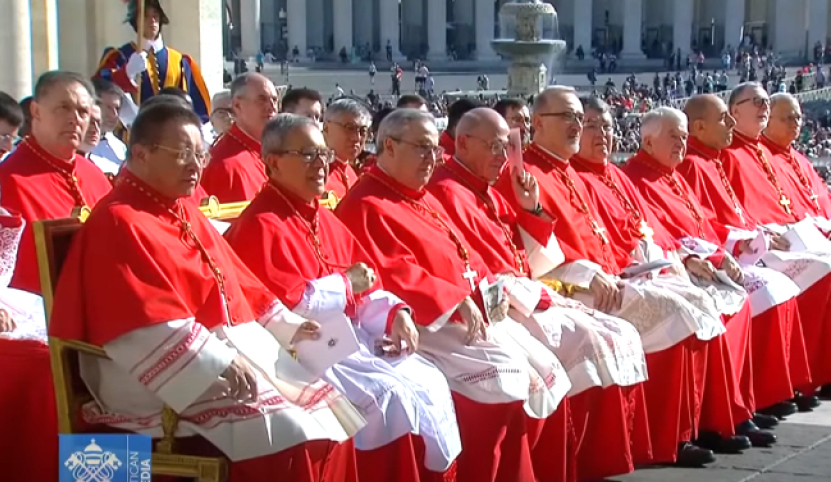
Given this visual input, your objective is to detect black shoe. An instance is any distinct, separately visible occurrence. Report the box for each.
[736,420,777,447]
[756,401,798,419]
[676,442,716,467]
[752,412,779,429]
[819,385,831,400]
[695,431,751,454]
[793,394,821,412]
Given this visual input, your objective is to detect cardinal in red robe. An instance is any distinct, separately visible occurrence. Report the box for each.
[202,73,275,203]
[49,102,363,482]
[494,87,754,467]
[321,99,366,204]
[0,72,112,295]
[707,86,831,408]
[428,108,651,481]
[224,114,462,482]
[337,108,575,482]
[623,105,803,451]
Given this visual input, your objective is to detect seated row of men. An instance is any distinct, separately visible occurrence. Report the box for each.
[2,70,831,482]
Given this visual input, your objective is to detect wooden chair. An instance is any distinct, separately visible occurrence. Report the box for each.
[35,209,228,482]
[198,195,250,220]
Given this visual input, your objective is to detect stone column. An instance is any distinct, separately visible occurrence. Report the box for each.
[240,0,261,56]
[427,0,447,60]
[379,0,404,61]
[573,0,593,57]
[287,0,308,61]
[475,0,497,60]
[30,0,60,78]
[673,0,693,60]
[808,0,828,53]
[0,0,33,99]
[58,0,96,75]
[620,0,645,59]
[354,0,374,50]
[333,0,354,56]
[162,0,224,97]
[724,0,745,50]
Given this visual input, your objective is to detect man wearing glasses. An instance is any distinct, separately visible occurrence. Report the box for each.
[321,99,372,203]
[494,98,531,149]
[203,73,279,203]
[225,113,462,482]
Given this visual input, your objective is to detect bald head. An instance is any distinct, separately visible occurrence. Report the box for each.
[455,107,510,182]
[765,93,803,147]
[684,94,735,151]
[532,86,583,159]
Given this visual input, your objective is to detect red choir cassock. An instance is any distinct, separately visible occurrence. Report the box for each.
[427,159,651,481]
[325,160,359,201]
[439,131,456,158]
[0,136,112,295]
[497,143,742,464]
[680,137,821,392]
[623,150,802,411]
[760,135,831,220]
[336,165,574,482]
[223,181,446,482]
[571,155,680,267]
[49,171,359,482]
[202,124,267,203]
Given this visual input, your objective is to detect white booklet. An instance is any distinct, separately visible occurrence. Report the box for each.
[782,218,831,253]
[479,278,505,324]
[737,228,769,266]
[620,259,675,278]
[293,313,360,378]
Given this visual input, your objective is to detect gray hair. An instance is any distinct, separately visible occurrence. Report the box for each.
[230,73,265,99]
[211,89,231,105]
[580,96,611,116]
[728,82,763,108]
[641,106,687,139]
[376,108,435,155]
[323,98,371,124]
[261,113,318,157]
[770,92,799,108]
[533,86,576,114]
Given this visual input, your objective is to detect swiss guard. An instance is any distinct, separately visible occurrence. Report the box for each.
[94,0,211,123]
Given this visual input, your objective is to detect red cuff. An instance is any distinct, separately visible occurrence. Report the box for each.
[535,288,552,312]
[384,303,409,334]
[339,273,358,318]
[708,248,726,269]
[0,210,23,229]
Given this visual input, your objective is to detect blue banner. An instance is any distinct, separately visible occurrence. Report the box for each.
[59,434,152,482]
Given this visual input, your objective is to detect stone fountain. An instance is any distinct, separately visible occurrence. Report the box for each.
[491,0,567,97]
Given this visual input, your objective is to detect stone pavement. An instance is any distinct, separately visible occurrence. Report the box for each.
[613,402,831,482]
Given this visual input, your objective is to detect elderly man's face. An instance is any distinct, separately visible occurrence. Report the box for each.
[646,119,688,168]
[233,78,279,138]
[730,86,770,136]
[267,124,334,202]
[533,93,584,159]
[382,119,441,190]
[504,105,531,145]
[323,112,370,161]
[767,100,803,145]
[210,96,233,136]
[79,105,102,154]
[31,80,93,154]
[456,118,510,183]
[131,121,207,199]
[578,109,614,162]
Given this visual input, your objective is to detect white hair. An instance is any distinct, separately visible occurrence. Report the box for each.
[262,113,318,157]
[769,92,799,108]
[211,89,231,105]
[641,106,688,140]
[376,109,436,155]
[533,86,577,114]
[323,98,371,124]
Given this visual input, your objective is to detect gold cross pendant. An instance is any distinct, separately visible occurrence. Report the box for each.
[591,220,609,245]
[638,221,654,241]
[779,195,792,214]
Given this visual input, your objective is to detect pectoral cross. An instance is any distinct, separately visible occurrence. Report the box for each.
[810,193,820,210]
[591,219,609,245]
[462,266,478,291]
[638,221,654,241]
[779,195,792,215]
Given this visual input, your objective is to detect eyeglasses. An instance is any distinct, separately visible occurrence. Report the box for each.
[465,135,509,155]
[0,134,17,145]
[153,144,210,167]
[391,137,445,159]
[584,122,614,133]
[734,97,770,108]
[277,147,336,164]
[329,121,371,137]
[538,111,585,125]
[508,115,531,126]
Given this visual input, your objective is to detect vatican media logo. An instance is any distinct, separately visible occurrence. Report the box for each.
[59,434,152,482]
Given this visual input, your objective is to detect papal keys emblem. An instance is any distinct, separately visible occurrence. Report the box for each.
[64,439,123,482]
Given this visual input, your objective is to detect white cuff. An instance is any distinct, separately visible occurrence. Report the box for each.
[259,302,309,348]
[294,274,348,320]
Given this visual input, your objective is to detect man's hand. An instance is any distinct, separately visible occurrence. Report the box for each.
[684,257,717,282]
[488,295,510,323]
[458,297,487,345]
[389,309,419,355]
[722,256,745,284]
[345,262,376,294]
[511,166,540,213]
[126,52,148,79]
[222,355,259,403]
[0,309,15,333]
[770,234,791,251]
[290,320,321,345]
[589,273,623,313]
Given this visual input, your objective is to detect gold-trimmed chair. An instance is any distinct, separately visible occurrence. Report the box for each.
[198,196,250,221]
[35,210,228,482]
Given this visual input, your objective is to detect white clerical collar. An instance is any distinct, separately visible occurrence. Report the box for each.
[142,35,165,53]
